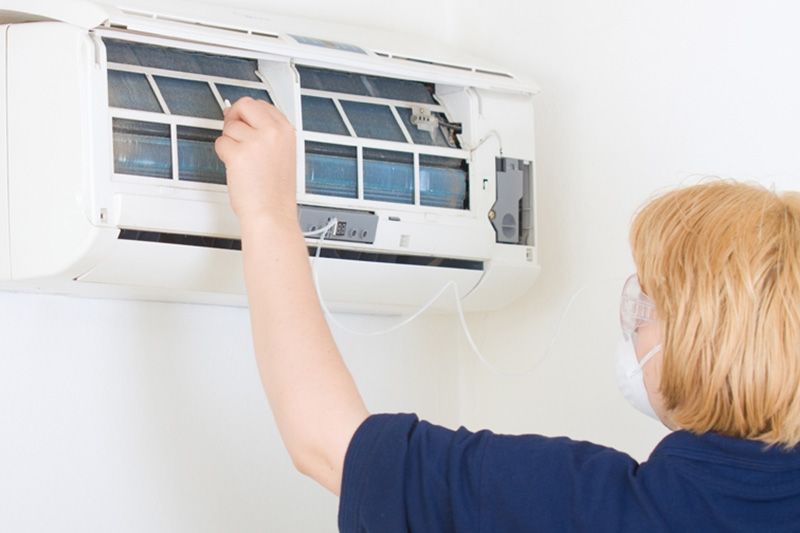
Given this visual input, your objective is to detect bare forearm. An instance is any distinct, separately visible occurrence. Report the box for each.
[214,99,367,494]
[240,215,368,494]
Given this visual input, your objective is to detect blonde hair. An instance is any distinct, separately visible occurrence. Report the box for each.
[630,180,800,447]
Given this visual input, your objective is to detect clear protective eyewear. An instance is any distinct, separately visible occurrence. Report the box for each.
[620,274,657,340]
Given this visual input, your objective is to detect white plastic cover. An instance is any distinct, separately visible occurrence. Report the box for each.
[0,0,111,29]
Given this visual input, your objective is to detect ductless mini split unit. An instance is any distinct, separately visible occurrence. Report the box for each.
[0,0,540,313]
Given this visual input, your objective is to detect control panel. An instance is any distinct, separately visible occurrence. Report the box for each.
[298,205,379,244]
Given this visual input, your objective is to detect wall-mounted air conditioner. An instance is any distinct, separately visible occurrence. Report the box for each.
[0,0,539,313]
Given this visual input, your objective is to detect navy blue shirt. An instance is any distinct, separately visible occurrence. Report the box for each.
[338,414,800,532]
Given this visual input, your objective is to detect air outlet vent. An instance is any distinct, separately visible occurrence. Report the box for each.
[119,9,280,39]
[392,54,472,72]
[117,230,484,270]
[374,51,515,80]
[475,69,513,79]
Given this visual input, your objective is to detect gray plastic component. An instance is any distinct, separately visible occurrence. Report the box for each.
[491,158,533,245]
[520,161,533,246]
[298,205,379,244]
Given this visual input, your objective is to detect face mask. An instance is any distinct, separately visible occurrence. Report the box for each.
[615,337,661,421]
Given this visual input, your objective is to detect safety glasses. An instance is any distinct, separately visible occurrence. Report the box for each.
[620,274,657,340]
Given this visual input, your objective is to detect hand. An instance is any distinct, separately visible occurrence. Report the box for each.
[215,97,298,225]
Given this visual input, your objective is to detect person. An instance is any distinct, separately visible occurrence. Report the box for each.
[215,97,800,532]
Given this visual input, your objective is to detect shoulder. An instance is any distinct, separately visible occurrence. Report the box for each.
[340,414,650,533]
[346,413,641,483]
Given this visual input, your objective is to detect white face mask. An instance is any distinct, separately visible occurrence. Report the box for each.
[615,337,661,421]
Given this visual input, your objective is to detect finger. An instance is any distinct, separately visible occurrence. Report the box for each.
[226,97,276,130]
[225,97,294,135]
[223,104,240,127]
[214,135,238,163]
[221,119,256,142]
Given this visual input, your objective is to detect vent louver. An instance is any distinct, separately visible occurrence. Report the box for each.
[119,9,280,40]
[374,52,514,79]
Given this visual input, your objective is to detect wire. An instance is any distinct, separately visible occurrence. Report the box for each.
[302,217,338,268]
[452,281,602,378]
[305,218,455,336]
[465,129,504,155]
[304,219,621,378]
[321,278,461,338]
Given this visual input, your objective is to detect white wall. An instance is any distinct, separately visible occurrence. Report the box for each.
[0,293,460,532]
[450,0,799,459]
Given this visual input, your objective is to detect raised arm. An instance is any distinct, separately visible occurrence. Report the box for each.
[215,97,369,495]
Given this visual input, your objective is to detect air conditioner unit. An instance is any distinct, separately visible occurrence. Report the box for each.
[0,0,539,313]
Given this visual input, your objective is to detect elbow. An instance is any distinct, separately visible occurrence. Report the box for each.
[288,447,341,495]
[288,445,325,478]
[289,449,315,477]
